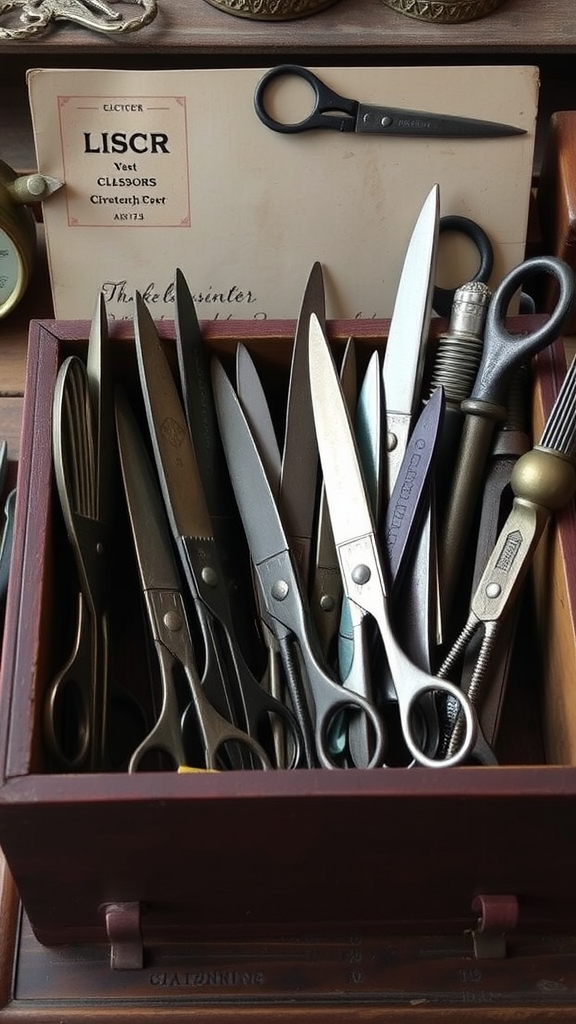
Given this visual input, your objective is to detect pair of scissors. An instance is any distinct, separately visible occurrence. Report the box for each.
[133,286,304,768]
[114,388,272,772]
[307,313,478,768]
[235,262,327,767]
[379,184,441,688]
[254,65,526,139]
[0,0,156,37]
[213,355,387,770]
[438,254,575,627]
[43,294,145,771]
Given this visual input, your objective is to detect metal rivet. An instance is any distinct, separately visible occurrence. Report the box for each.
[320,595,335,612]
[387,432,398,452]
[485,582,501,599]
[351,564,371,585]
[201,567,218,587]
[164,610,183,631]
[271,580,289,601]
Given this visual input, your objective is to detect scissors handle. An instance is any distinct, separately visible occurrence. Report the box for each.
[339,533,478,768]
[44,590,94,770]
[470,255,575,408]
[433,215,494,319]
[254,65,356,135]
[133,588,272,771]
[255,549,386,769]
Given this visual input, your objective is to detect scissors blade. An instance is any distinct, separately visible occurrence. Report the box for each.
[355,103,525,139]
[213,360,290,569]
[278,261,325,587]
[311,338,357,658]
[383,184,439,492]
[308,315,375,551]
[115,387,183,594]
[384,384,445,587]
[85,291,113,524]
[133,291,213,542]
[174,268,234,524]
[236,343,282,496]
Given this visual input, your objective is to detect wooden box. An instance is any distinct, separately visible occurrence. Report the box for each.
[0,315,576,1019]
[538,110,576,334]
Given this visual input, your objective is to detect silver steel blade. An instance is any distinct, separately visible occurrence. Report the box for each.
[133,292,213,541]
[383,184,439,420]
[236,343,282,497]
[308,314,374,547]
[212,359,290,567]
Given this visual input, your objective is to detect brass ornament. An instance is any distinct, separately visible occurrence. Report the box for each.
[202,0,340,19]
[379,0,506,22]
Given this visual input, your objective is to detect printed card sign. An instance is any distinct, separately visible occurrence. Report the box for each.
[28,66,539,322]
[59,94,190,229]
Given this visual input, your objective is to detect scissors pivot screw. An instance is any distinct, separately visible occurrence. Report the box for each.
[271,580,290,601]
[201,567,218,587]
[320,594,335,612]
[387,432,398,452]
[164,610,183,632]
[485,583,501,599]
[351,564,371,586]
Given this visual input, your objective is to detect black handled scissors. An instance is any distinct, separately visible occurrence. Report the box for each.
[433,215,494,318]
[254,65,525,139]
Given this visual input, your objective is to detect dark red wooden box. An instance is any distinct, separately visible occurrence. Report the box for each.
[0,316,575,1019]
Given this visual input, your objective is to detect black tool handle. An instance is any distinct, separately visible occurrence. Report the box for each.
[470,256,575,407]
[254,65,356,134]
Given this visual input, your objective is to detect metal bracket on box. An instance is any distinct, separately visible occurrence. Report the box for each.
[102,901,144,970]
[470,894,519,959]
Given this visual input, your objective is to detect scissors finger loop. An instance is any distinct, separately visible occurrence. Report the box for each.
[254,65,356,134]
[476,256,575,406]
[434,215,494,319]
[401,680,477,769]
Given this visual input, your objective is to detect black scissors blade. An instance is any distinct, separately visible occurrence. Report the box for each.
[355,103,525,139]
[133,292,213,542]
[174,268,232,524]
[114,387,182,594]
[279,260,325,587]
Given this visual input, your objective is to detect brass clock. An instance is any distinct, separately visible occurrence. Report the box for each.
[0,160,62,318]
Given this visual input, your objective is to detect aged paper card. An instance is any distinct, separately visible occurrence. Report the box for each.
[28,65,538,321]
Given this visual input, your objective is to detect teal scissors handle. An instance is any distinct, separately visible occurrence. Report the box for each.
[255,549,387,770]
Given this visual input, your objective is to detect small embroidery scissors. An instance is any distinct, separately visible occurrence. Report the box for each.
[254,65,525,139]
[0,0,156,38]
